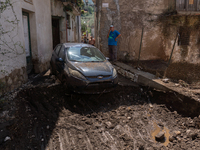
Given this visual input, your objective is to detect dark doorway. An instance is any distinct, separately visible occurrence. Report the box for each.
[52,18,60,49]
[23,11,33,74]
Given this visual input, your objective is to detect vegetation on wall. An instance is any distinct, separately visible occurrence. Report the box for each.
[0,0,25,92]
[60,0,84,10]
[0,0,24,74]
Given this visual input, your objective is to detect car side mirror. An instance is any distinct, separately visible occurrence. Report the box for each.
[106,57,109,61]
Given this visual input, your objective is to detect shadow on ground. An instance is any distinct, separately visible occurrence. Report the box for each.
[1,74,200,150]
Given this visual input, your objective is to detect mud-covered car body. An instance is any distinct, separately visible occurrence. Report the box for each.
[50,43,118,94]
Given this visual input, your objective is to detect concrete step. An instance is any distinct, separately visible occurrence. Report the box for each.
[113,61,200,102]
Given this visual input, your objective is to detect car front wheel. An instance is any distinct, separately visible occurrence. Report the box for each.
[50,64,56,75]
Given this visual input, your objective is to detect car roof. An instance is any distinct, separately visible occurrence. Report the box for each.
[63,43,95,48]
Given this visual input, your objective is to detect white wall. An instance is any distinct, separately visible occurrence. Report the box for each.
[0,0,26,78]
[0,0,53,93]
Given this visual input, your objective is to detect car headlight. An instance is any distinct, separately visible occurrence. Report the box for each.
[68,68,86,80]
[112,68,117,77]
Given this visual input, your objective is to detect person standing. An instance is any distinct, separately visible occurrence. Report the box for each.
[107,25,121,61]
[89,36,95,46]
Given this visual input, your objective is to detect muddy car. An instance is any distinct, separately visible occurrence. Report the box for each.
[50,43,118,94]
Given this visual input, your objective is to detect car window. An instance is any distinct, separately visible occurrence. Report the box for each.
[67,47,106,62]
[59,45,66,60]
[55,45,61,56]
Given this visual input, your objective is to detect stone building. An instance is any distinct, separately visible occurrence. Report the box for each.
[0,0,82,95]
[93,0,200,82]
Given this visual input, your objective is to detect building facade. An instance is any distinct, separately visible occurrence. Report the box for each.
[0,0,82,95]
[93,0,200,82]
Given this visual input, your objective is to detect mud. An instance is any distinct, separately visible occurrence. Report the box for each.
[0,74,200,150]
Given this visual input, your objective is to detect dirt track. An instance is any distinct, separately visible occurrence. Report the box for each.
[1,75,200,150]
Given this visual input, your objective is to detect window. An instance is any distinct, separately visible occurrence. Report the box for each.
[59,46,66,60]
[55,45,61,55]
[66,14,71,29]
[176,0,200,11]
[178,26,191,46]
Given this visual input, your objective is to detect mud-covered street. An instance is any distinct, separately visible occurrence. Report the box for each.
[1,74,200,150]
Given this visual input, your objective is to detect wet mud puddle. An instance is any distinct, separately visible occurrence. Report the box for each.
[151,122,170,146]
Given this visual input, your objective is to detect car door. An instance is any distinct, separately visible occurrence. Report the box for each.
[51,44,62,72]
[56,45,66,74]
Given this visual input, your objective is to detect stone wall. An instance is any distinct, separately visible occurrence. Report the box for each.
[0,67,28,96]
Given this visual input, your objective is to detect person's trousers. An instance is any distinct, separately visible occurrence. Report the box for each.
[108,45,117,61]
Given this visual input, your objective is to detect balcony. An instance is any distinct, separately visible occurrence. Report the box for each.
[176,0,200,11]
[58,0,83,15]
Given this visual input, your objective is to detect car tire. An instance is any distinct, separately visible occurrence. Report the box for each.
[50,64,56,75]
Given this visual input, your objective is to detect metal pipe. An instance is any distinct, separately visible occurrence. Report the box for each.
[137,27,144,68]
[167,32,179,67]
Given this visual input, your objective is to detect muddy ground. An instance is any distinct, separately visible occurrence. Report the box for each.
[0,74,200,150]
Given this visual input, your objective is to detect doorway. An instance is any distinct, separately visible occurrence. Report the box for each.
[22,12,33,74]
[52,18,60,49]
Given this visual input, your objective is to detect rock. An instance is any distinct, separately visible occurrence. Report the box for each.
[127,117,131,120]
[189,132,198,140]
[186,130,191,134]
[149,103,153,108]
[174,131,181,136]
[162,78,169,83]
[169,135,176,142]
[105,122,114,129]
[4,136,11,142]
[155,131,165,141]
[175,83,179,87]
[177,137,181,142]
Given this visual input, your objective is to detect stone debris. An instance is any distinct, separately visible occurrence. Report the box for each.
[149,103,153,108]
[162,78,169,83]
[174,131,181,136]
[169,135,176,142]
[127,117,131,120]
[175,83,179,87]
[4,136,11,142]
[155,131,165,141]
[1,72,200,150]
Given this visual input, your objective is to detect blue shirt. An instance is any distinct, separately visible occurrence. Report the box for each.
[108,30,120,46]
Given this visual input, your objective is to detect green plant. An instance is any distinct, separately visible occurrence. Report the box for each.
[63,4,73,12]
[81,23,87,32]
[0,0,25,76]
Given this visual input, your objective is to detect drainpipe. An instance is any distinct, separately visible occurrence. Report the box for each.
[65,12,68,42]
[137,27,144,68]
[163,32,179,78]
[167,32,179,67]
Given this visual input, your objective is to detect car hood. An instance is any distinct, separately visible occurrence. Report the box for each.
[70,61,113,76]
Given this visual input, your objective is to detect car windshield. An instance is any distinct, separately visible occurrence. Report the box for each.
[67,47,106,62]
